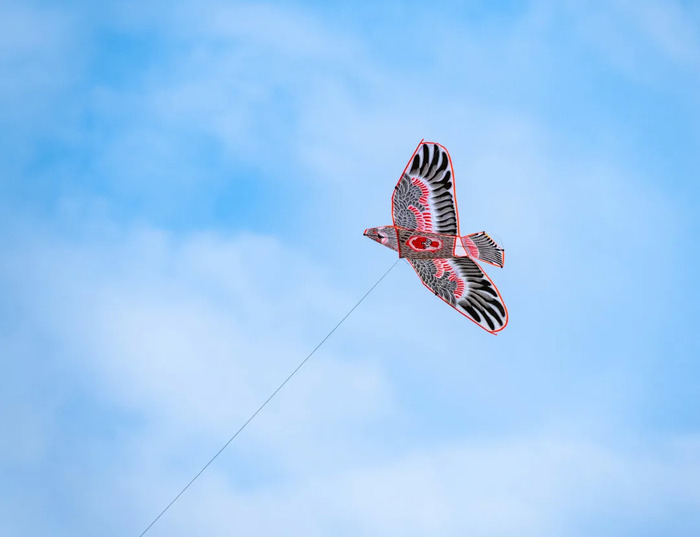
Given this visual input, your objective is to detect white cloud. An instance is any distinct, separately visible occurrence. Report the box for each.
[619,0,700,66]
[2,213,697,535]
[130,433,700,537]
[562,0,700,83]
[0,222,400,533]
[1,1,698,535]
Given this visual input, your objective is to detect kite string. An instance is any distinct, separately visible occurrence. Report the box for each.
[138,258,400,537]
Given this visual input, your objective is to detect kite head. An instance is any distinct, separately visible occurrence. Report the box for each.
[363,226,398,252]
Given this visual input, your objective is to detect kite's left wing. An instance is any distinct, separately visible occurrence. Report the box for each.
[392,141,460,235]
[409,257,508,333]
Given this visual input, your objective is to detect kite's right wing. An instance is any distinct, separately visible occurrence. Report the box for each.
[392,141,460,235]
[409,257,508,333]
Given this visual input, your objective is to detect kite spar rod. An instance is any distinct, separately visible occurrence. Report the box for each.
[138,258,400,536]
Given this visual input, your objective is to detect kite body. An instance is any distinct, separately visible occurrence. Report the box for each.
[364,141,508,334]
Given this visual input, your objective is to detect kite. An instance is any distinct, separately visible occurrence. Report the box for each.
[364,141,508,334]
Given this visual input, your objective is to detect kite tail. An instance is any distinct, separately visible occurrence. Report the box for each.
[461,232,504,268]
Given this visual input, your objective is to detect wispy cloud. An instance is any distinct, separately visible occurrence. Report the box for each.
[1,1,699,535]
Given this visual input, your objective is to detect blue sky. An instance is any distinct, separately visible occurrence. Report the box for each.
[1,0,699,535]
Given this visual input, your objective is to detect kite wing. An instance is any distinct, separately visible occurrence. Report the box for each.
[392,142,460,235]
[409,257,508,333]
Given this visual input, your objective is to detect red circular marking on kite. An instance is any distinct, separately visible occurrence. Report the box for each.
[407,235,443,252]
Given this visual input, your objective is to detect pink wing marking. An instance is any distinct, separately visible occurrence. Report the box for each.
[461,236,480,258]
[433,259,465,299]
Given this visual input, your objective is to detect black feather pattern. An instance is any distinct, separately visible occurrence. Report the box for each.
[393,143,459,235]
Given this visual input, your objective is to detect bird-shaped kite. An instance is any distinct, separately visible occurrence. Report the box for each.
[364,141,508,333]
